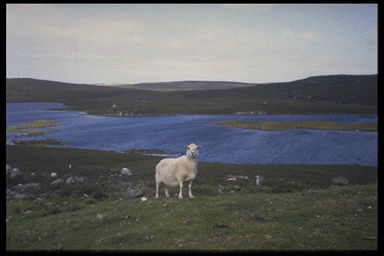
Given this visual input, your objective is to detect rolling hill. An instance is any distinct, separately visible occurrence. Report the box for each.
[6,74,377,115]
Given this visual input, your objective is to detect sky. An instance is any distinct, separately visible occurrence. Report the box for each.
[6,4,377,84]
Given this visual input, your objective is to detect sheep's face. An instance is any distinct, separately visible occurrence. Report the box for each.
[186,143,200,159]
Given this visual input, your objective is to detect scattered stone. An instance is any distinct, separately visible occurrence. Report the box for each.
[51,179,64,185]
[332,176,349,185]
[51,172,58,178]
[116,180,129,191]
[255,175,264,186]
[141,197,147,202]
[213,223,229,229]
[229,190,236,194]
[83,193,89,198]
[126,189,143,199]
[7,167,21,178]
[96,213,106,220]
[6,189,26,200]
[264,234,272,239]
[121,168,133,176]
[24,210,32,215]
[6,164,12,173]
[31,172,35,176]
[234,185,241,191]
[226,175,248,181]
[112,104,117,108]
[66,176,85,184]
[182,218,191,225]
[13,183,40,193]
[68,164,72,169]
[364,236,376,240]
[218,184,225,194]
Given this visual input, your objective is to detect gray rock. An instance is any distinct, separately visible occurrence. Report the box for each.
[7,167,21,178]
[255,175,264,186]
[332,176,349,185]
[121,168,133,176]
[225,175,248,181]
[51,178,64,185]
[116,180,129,191]
[6,164,12,174]
[126,189,143,199]
[66,176,85,184]
[234,185,241,191]
[13,183,40,193]
[217,184,225,194]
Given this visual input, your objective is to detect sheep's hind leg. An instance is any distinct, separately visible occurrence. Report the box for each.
[165,187,170,198]
[188,181,194,198]
[155,174,160,199]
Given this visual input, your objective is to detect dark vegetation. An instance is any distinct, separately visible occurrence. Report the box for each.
[6,75,377,115]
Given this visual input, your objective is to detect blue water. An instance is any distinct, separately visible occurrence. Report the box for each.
[6,102,378,166]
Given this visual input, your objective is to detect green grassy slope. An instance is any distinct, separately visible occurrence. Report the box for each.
[6,145,377,250]
[6,75,377,115]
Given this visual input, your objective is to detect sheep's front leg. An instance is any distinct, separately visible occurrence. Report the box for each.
[178,180,184,199]
[188,181,194,198]
[155,173,160,198]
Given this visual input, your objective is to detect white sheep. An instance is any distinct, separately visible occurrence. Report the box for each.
[155,143,200,199]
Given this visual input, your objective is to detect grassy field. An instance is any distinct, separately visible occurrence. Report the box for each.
[215,120,378,131]
[6,145,377,251]
[7,120,61,136]
[6,75,377,115]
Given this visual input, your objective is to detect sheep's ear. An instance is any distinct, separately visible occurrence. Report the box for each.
[185,145,189,149]
[197,145,201,149]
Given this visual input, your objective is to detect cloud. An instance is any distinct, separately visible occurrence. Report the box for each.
[220,4,273,11]
[299,30,319,41]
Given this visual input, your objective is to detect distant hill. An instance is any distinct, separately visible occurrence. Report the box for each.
[6,75,377,115]
[119,80,258,91]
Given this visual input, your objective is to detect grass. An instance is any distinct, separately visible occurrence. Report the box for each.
[7,120,61,137]
[216,120,378,131]
[6,145,377,251]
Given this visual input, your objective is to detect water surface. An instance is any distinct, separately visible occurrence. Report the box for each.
[6,102,377,166]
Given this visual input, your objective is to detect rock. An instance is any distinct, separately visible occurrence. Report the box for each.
[51,172,58,178]
[68,164,72,169]
[93,191,108,201]
[217,184,224,194]
[6,164,12,176]
[234,185,241,191]
[255,175,264,186]
[51,178,64,185]
[141,197,147,202]
[332,176,349,185]
[121,168,133,176]
[229,190,236,194]
[66,176,85,184]
[14,183,40,193]
[111,104,117,108]
[7,167,21,178]
[126,189,143,199]
[24,210,32,215]
[225,175,248,181]
[6,189,25,200]
[96,213,106,220]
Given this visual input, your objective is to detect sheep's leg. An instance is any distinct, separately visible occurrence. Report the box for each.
[155,173,160,199]
[178,180,184,199]
[165,187,170,198]
[188,181,194,198]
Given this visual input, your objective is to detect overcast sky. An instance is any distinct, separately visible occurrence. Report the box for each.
[6,4,377,84]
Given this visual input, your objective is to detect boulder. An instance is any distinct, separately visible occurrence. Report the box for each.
[13,183,40,193]
[51,172,58,178]
[126,189,143,199]
[66,176,85,184]
[121,168,133,176]
[7,167,21,178]
[255,175,264,186]
[332,176,349,185]
[51,178,64,185]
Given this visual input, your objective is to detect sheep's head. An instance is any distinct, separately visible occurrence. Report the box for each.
[185,143,200,159]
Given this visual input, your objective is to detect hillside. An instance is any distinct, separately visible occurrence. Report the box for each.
[6,75,377,115]
[120,80,258,91]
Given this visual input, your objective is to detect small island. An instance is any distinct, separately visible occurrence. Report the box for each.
[215,120,377,132]
[7,119,62,136]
